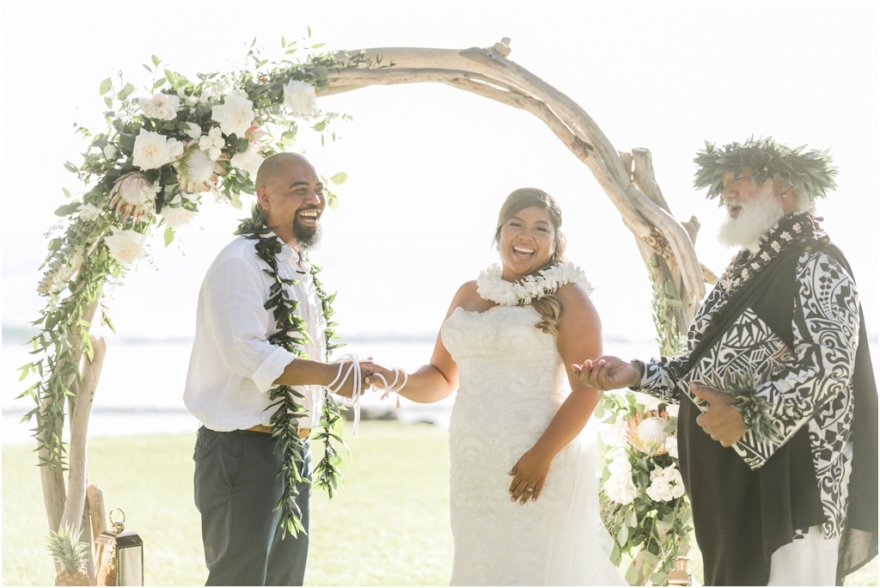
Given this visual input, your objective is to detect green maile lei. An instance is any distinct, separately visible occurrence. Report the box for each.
[693,136,837,201]
[235,205,347,538]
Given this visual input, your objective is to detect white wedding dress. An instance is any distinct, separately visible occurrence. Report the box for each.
[442,305,624,586]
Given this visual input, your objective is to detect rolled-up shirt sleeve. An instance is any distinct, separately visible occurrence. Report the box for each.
[203,255,295,393]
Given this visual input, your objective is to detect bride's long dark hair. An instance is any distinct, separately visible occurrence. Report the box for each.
[493,188,568,338]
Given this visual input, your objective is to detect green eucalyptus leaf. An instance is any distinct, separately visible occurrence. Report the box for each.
[164,226,175,247]
[54,203,79,217]
[329,171,347,185]
[625,508,638,528]
[99,78,112,96]
[151,54,160,66]
[617,524,629,546]
[62,188,72,199]
[625,565,639,585]
[117,83,135,100]
[63,162,78,174]
[152,79,166,89]
[313,121,326,132]
[650,571,667,584]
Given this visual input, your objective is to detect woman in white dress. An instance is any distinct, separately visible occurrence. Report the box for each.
[364,188,624,585]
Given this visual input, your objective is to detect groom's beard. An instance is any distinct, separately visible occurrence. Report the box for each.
[293,214,322,251]
[717,185,785,251]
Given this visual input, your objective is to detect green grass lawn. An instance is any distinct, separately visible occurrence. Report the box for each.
[3,421,876,585]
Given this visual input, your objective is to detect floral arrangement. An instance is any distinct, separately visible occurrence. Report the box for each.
[18,35,368,482]
[597,394,692,585]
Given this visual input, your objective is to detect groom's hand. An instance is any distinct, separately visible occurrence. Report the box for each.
[691,383,745,447]
[572,356,640,391]
[334,361,372,398]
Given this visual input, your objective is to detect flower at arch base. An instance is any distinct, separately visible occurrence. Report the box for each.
[626,409,670,455]
[132,128,172,171]
[283,80,317,115]
[231,146,265,178]
[109,172,160,221]
[211,92,255,138]
[104,227,147,264]
[603,470,638,506]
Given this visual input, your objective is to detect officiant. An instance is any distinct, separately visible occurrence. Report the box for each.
[577,138,877,585]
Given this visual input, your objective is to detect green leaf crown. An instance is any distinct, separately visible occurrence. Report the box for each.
[693,136,837,202]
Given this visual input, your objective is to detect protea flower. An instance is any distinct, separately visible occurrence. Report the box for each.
[175,146,221,194]
[626,409,670,455]
[109,172,157,221]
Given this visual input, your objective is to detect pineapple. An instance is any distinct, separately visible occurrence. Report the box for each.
[46,524,91,586]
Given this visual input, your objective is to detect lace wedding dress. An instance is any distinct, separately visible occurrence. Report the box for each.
[442,305,624,585]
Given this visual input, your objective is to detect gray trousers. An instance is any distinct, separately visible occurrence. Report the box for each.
[193,426,311,586]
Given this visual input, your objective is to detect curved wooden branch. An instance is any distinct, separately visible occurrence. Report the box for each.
[61,336,105,533]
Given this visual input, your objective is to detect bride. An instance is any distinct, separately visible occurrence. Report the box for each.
[364,188,624,585]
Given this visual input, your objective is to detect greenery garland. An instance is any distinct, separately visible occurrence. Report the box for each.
[18,36,369,488]
[235,205,347,537]
[693,136,837,201]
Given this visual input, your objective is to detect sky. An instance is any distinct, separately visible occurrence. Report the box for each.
[1,1,878,348]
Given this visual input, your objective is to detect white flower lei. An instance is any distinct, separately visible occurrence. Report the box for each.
[476,262,594,306]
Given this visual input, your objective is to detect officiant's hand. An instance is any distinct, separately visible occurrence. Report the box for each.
[691,383,745,447]
[508,448,551,505]
[573,356,640,390]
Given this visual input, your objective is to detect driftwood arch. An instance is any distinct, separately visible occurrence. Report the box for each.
[38,38,711,583]
[326,40,708,326]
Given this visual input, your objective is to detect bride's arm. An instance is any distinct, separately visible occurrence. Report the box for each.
[508,282,603,504]
[363,283,469,404]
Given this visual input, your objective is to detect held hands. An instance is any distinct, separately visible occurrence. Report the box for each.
[331,359,374,398]
[691,383,746,447]
[572,356,641,391]
[508,448,552,505]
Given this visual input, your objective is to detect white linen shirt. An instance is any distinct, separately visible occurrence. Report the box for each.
[184,235,327,431]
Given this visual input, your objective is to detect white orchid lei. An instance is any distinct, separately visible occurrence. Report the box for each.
[476,261,594,306]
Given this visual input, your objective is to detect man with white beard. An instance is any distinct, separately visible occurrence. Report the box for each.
[577,138,877,585]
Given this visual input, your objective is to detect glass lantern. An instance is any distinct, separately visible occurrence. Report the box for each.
[95,509,143,586]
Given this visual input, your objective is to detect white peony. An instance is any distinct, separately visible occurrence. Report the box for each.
[603,473,638,505]
[132,129,171,170]
[283,79,317,115]
[211,93,255,138]
[184,122,202,140]
[104,227,147,263]
[78,203,100,221]
[162,206,198,228]
[103,144,117,159]
[601,419,629,448]
[230,146,264,178]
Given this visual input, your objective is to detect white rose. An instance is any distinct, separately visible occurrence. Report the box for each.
[603,473,637,505]
[663,465,683,486]
[671,483,685,499]
[209,126,224,141]
[78,203,100,221]
[104,227,147,264]
[103,144,117,159]
[665,435,679,458]
[167,138,184,160]
[162,206,198,228]
[151,92,180,121]
[607,454,632,478]
[650,467,665,480]
[211,92,255,138]
[230,147,264,178]
[132,129,171,170]
[646,477,673,502]
[208,146,222,162]
[601,419,629,448]
[184,122,202,140]
[138,96,156,117]
[283,80,317,115]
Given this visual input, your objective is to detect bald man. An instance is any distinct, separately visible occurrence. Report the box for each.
[184,153,365,585]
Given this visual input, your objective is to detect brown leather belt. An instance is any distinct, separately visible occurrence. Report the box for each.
[247,425,311,439]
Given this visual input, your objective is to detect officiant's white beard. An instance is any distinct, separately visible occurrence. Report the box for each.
[717,184,785,251]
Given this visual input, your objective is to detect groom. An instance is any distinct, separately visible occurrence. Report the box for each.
[578,138,877,585]
[184,152,368,585]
